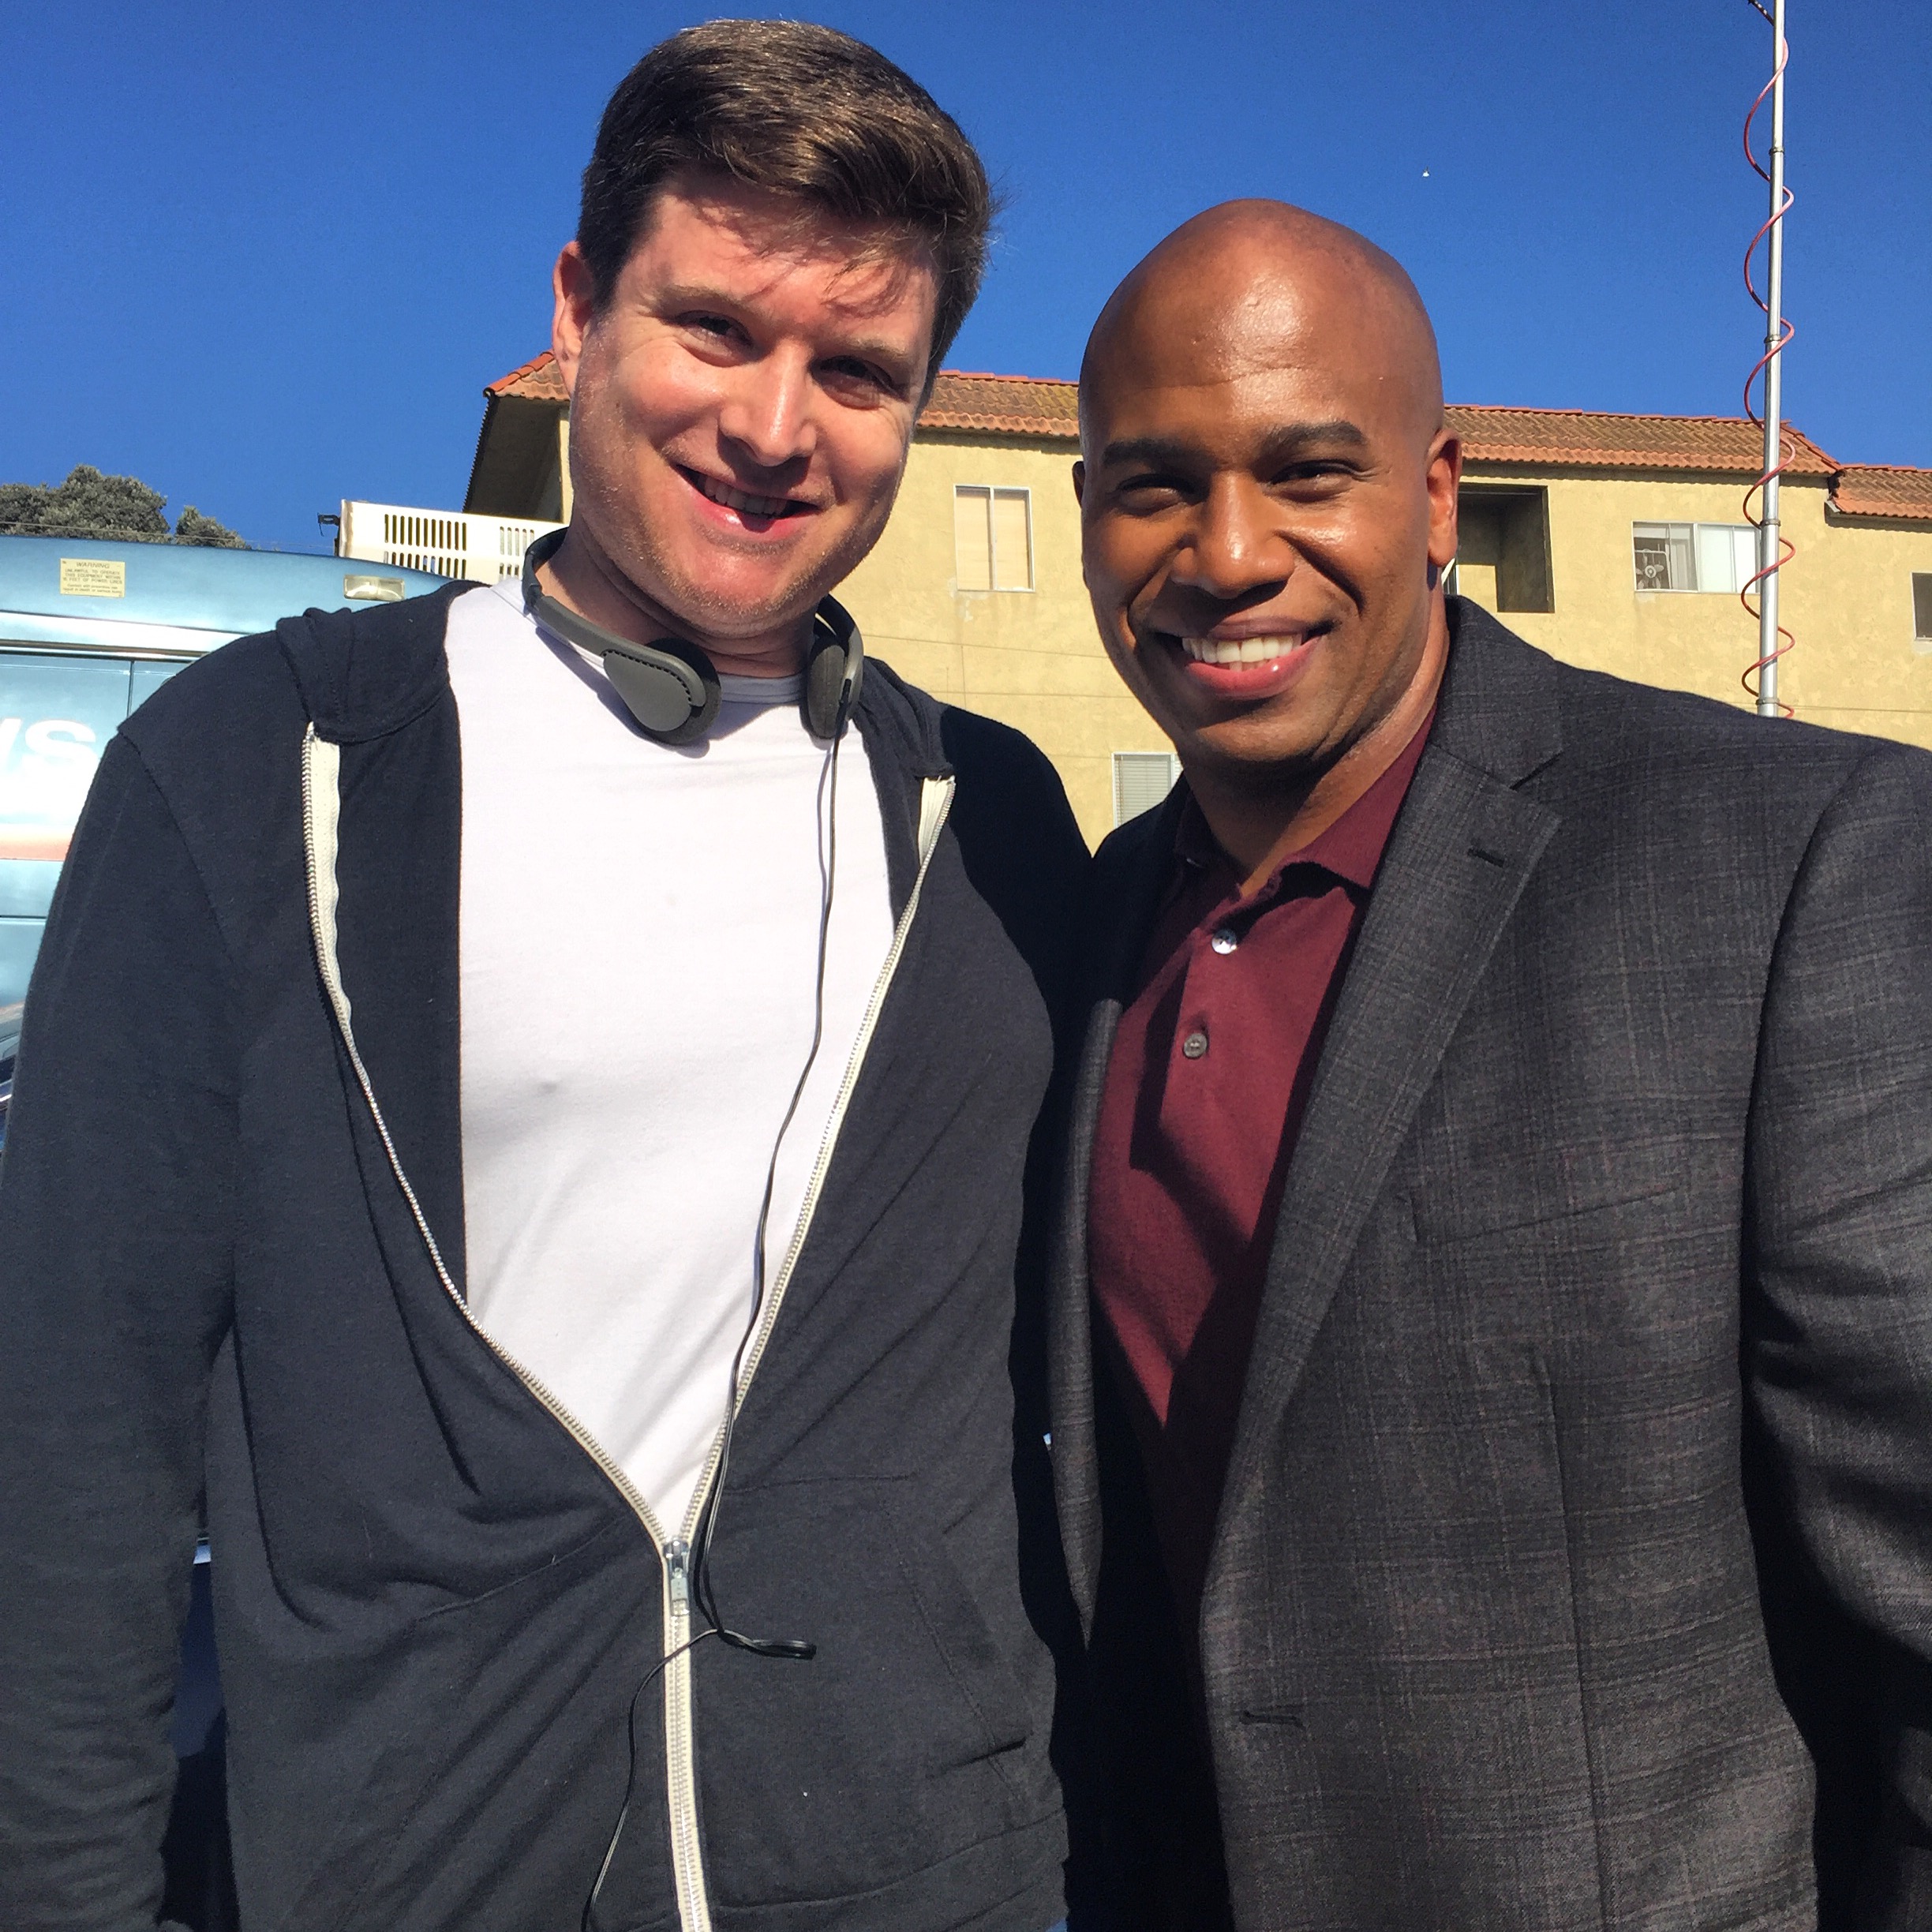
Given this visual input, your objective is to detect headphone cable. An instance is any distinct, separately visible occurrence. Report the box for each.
[691,721,838,1654]
[583,721,840,1928]
[582,1627,713,1932]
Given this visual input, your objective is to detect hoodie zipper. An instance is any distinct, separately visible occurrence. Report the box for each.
[661,1537,702,1931]
[301,725,953,1932]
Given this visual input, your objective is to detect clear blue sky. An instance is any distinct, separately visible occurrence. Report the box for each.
[5,0,1926,554]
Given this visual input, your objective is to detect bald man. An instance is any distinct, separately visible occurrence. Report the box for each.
[1048,200,1932,1932]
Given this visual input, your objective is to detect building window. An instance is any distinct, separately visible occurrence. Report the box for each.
[1698,524,1761,594]
[1632,522,1759,594]
[953,485,1033,591]
[1632,522,1694,592]
[1113,750,1181,826]
[1914,574,1932,646]
[1453,486,1554,612]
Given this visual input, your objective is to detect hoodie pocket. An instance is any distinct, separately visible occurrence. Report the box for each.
[258,1517,651,1932]
[691,1474,1043,1909]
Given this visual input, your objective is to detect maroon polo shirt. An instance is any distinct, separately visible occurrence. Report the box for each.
[1089,716,1432,1638]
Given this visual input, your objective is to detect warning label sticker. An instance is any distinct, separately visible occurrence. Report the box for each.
[58,558,128,597]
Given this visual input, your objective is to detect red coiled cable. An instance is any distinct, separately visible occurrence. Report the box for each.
[1740,22,1795,715]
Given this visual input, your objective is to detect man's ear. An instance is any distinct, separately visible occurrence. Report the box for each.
[552,241,595,399]
[1425,429,1462,571]
[1072,460,1086,508]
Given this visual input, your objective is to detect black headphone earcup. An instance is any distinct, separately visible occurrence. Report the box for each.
[603,642,719,744]
[804,599,864,739]
[803,638,848,740]
[522,530,721,745]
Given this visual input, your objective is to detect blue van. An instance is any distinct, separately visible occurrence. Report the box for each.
[0,535,445,1925]
[0,536,445,1016]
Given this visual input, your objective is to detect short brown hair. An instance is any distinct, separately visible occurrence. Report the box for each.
[578,21,994,375]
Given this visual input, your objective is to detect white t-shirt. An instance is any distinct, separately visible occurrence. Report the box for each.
[444,581,894,1537]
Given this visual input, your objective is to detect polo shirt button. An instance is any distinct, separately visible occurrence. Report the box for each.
[1181,1030,1209,1060]
[1210,927,1238,955]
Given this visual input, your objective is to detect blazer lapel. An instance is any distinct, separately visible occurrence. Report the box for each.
[1215,608,1564,1534]
[1050,792,1185,1632]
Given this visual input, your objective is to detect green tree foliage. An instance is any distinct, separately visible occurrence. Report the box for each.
[0,466,167,541]
[170,505,247,549]
[0,466,245,547]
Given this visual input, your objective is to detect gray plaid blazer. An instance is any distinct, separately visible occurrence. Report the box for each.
[1050,603,1932,1931]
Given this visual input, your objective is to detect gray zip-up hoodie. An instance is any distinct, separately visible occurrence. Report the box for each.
[0,586,1088,1932]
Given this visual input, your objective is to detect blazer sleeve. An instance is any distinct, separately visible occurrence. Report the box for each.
[0,733,238,1932]
[1745,739,1932,1928]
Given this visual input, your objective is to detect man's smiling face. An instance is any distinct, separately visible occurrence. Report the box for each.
[1076,215,1458,796]
[552,170,938,672]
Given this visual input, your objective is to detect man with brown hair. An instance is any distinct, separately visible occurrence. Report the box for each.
[0,24,1085,1932]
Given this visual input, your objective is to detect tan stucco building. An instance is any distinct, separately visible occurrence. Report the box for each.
[463,357,1932,848]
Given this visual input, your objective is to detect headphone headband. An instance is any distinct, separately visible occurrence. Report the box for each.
[520,530,862,744]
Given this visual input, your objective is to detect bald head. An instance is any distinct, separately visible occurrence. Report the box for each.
[1072,199,1462,862]
[1080,200,1443,452]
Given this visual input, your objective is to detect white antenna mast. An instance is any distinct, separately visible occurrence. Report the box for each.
[1744,0,1793,717]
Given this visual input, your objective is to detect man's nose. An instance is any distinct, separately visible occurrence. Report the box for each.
[1170,476,1293,600]
[716,353,817,472]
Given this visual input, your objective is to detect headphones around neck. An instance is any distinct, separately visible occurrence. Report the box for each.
[520,528,863,745]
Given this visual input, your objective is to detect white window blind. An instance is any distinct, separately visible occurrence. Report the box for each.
[953,485,1033,591]
[990,489,1032,590]
[1112,751,1182,826]
[1634,522,1760,595]
[953,486,993,591]
[1698,524,1761,595]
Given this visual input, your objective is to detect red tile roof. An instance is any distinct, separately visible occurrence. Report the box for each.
[486,351,569,403]
[1828,463,1932,522]
[1447,403,1839,476]
[481,357,1930,518]
[918,370,1082,438]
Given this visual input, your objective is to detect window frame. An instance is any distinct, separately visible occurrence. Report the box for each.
[952,483,1035,593]
[1111,749,1182,827]
[1632,520,1763,596]
[1631,521,1698,593]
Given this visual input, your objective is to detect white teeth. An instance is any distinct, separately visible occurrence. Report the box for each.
[695,473,794,519]
[1180,635,1304,666]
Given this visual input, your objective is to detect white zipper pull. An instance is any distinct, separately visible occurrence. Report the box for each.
[665,1539,691,1616]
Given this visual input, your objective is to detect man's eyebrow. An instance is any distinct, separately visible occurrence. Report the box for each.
[820,331,920,370]
[652,278,746,313]
[1099,419,1372,471]
[653,280,919,374]
[1258,418,1372,459]
[1098,434,1205,473]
